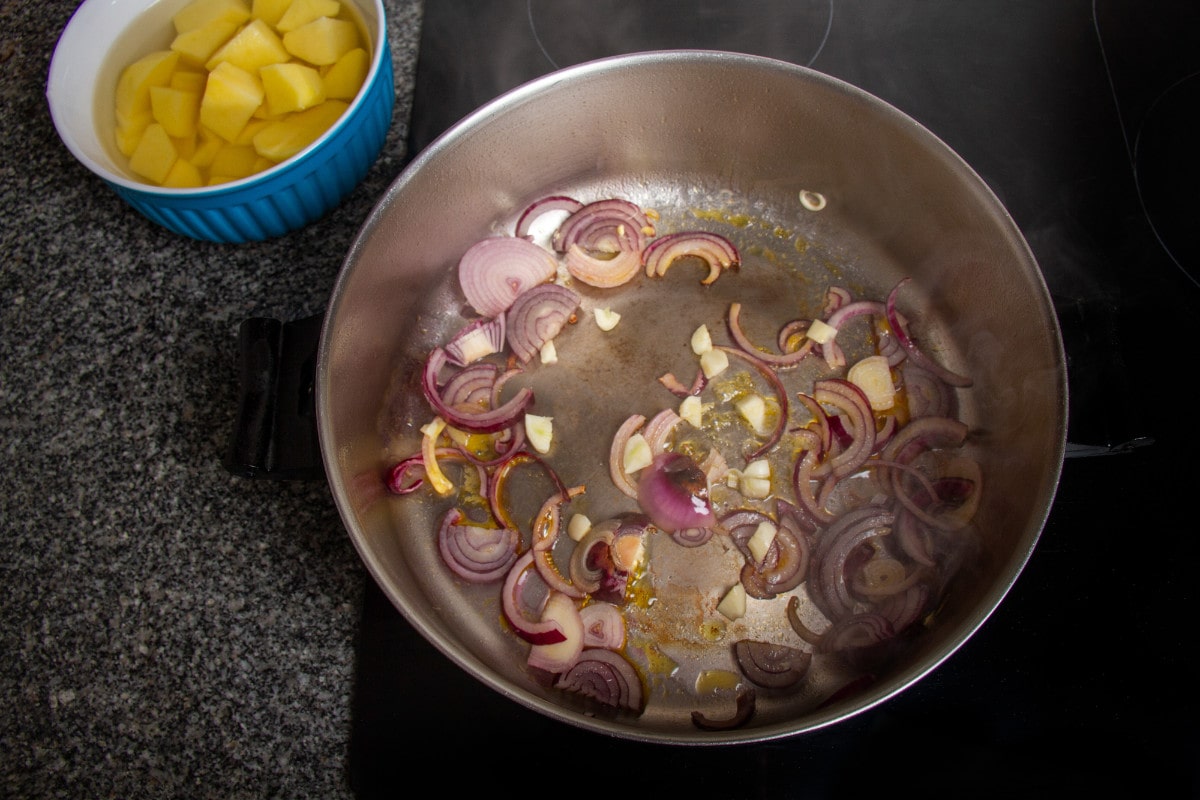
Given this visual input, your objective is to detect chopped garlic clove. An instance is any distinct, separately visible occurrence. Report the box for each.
[567,513,592,542]
[680,395,703,428]
[746,520,778,565]
[847,354,896,410]
[806,318,838,344]
[539,340,558,364]
[740,477,771,499]
[717,583,747,620]
[525,413,554,453]
[699,347,729,379]
[622,432,653,473]
[735,394,767,434]
[691,324,712,354]
[594,308,621,331]
[742,459,771,480]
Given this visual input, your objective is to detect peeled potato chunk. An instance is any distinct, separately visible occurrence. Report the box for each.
[116,50,180,121]
[261,62,326,115]
[205,18,290,73]
[170,19,239,67]
[275,0,341,32]
[172,0,251,34]
[282,17,359,65]
[200,61,265,142]
[321,47,369,100]
[252,99,347,160]
[128,123,178,183]
[150,86,201,138]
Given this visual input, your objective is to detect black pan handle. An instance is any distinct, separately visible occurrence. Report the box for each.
[224,313,325,480]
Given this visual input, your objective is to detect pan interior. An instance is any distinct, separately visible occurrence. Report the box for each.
[321,52,1065,743]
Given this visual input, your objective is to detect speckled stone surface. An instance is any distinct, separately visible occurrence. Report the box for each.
[0,1,423,796]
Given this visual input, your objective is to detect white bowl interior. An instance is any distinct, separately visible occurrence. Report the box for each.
[47,0,383,191]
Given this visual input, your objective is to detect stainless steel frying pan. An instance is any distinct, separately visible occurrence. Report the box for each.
[317,50,1066,743]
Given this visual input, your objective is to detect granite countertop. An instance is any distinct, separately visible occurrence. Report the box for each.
[1,1,423,795]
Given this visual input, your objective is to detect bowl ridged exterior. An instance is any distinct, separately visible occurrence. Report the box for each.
[108,34,395,243]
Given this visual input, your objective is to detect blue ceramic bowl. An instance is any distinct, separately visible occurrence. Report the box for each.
[47,0,393,243]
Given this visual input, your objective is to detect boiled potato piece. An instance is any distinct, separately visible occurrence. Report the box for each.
[199,61,264,142]
[261,62,326,114]
[275,0,341,32]
[172,0,251,34]
[128,123,178,183]
[282,17,358,65]
[170,19,239,67]
[115,50,180,120]
[321,47,368,100]
[252,99,346,160]
[161,158,204,188]
[251,0,294,27]
[209,143,260,178]
[150,86,201,138]
[190,128,225,168]
[169,69,208,93]
[205,18,289,73]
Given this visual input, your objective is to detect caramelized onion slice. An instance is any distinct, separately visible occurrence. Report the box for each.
[691,687,756,731]
[555,648,645,713]
[733,639,813,689]
[643,231,740,284]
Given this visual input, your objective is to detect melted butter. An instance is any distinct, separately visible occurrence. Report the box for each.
[695,669,740,693]
[700,619,726,641]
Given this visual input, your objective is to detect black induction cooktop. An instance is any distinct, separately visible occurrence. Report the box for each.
[343,1,1198,795]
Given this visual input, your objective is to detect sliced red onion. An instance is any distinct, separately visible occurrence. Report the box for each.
[440,361,500,408]
[515,195,582,240]
[777,319,816,356]
[885,278,973,388]
[554,198,651,254]
[901,361,957,419]
[608,414,646,499]
[423,348,534,433]
[874,582,931,633]
[733,639,812,689]
[527,591,584,673]
[568,520,618,595]
[785,596,825,646]
[555,648,645,712]
[791,449,836,525]
[637,451,714,533]
[437,508,519,583]
[815,612,896,653]
[501,551,567,645]
[657,368,707,397]
[809,506,895,621]
[671,526,715,547]
[814,378,876,479]
[643,230,740,285]
[729,511,809,599]
[489,451,568,533]
[443,316,506,367]
[727,303,813,367]
[642,408,682,454]
[505,283,580,364]
[691,687,756,731]
[458,236,558,317]
[532,486,587,599]
[564,243,642,288]
[579,602,626,650]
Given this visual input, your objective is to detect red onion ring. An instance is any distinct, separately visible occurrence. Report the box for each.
[501,552,567,645]
[504,283,580,364]
[564,243,642,288]
[608,414,646,499]
[515,195,582,239]
[813,378,876,479]
[423,348,534,433]
[727,302,814,367]
[554,198,651,254]
[691,687,756,731]
[637,451,715,533]
[437,508,519,584]
[458,236,559,317]
[642,230,740,285]
[579,602,626,650]
[443,316,506,367]
[885,278,973,388]
[733,639,813,689]
[555,648,645,712]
